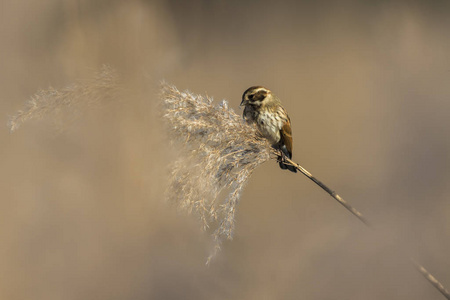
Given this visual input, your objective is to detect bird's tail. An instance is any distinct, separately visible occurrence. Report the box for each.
[278,145,297,173]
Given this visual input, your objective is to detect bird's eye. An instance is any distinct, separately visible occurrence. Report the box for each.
[248,94,254,100]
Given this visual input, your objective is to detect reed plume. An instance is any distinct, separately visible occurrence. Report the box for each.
[162,83,271,263]
[7,65,119,133]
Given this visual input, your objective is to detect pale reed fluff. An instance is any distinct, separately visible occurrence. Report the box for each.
[7,65,119,133]
[162,83,271,263]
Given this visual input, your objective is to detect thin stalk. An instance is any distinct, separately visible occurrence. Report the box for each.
[283,154,369,226]
[274,149,450,300]
[412,259,450,299]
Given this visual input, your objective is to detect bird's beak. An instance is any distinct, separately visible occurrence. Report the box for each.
[240,99,246,106]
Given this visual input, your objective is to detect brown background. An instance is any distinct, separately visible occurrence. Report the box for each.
[1,1,450,299]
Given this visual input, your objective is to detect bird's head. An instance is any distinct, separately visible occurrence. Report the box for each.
[240,86,271,107]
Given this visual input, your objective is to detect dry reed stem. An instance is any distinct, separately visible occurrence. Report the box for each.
[412,259,450,299]
[279,149,450,300]
[275,149,370,226]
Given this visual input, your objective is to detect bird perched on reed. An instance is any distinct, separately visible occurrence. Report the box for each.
[240,86,297,173]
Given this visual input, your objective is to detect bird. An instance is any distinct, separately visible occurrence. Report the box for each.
[240,86,297,173]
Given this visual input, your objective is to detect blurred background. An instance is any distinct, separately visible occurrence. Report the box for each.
[1,0,450,299]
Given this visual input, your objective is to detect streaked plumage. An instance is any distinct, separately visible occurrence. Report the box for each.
[240,86,297,172]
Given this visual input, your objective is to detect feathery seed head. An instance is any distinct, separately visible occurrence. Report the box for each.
[161,83,271,263]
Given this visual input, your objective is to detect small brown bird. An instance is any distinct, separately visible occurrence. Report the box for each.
[240,86,297,172]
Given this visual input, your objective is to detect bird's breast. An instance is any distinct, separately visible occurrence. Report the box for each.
[255,111,283,145]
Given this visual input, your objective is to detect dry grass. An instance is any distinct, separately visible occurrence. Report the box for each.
[162,83,271,263]
[7,65,119,133]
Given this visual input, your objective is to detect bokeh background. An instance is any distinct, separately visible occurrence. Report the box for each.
[1,1,450,299]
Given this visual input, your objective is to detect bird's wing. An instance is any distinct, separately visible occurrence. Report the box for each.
[280,118,293,159]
